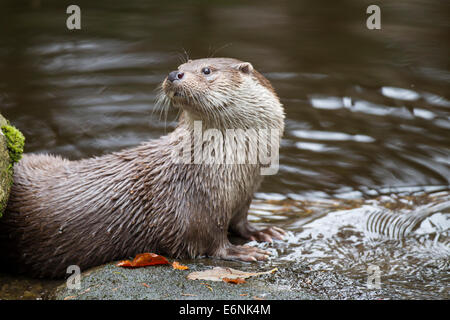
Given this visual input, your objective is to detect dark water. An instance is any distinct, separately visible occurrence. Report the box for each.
[0,0,449,299]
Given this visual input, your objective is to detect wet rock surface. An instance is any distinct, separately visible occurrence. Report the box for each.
[52,260,322,300]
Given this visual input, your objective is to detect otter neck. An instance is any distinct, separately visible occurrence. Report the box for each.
[167,111,280,172]
[177,110,228,132]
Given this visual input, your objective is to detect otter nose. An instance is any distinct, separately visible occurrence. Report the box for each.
[168,71,184,82]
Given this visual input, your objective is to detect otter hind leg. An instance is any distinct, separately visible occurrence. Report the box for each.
[229,198,287,243]
[246,226,286,243]
[213,243,271,262]
[232,222,286,243]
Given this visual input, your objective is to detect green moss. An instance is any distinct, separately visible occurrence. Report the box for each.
[1,124,25,164]
[0,116,24,218]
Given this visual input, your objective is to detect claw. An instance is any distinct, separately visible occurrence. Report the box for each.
[250,226,287,243]
[216,244,271,262]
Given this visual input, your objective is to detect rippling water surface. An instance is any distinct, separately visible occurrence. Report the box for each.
[250,188,449,299]
[0,0,448,299]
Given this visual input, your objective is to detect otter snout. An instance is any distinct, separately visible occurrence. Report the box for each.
[167,71,184,82]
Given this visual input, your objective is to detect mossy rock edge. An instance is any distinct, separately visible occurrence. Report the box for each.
[0,113,25,217]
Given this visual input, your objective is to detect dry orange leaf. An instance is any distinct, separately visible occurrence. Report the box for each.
[172,261,189,270]
[116,253,169,268]
[200,282,214,291]
[223,277,246,284]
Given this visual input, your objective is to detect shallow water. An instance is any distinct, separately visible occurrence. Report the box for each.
[0,0,449,299]
[250,189,449,299]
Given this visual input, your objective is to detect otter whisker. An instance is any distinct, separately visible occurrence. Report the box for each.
[154,88,172,131]
[181,47,190,63]
[208,43,233,58]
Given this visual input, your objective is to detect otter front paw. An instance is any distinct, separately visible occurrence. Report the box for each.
[215,244,271,262]
[248,226,287,243]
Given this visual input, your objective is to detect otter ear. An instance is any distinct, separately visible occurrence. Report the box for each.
[233,62,253,74]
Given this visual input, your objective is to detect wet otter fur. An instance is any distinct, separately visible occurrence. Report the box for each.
[0,57,285,278]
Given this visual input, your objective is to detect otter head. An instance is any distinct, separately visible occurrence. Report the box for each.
[161,57,284,131]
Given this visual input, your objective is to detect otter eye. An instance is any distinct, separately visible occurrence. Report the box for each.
[201,67,211,75]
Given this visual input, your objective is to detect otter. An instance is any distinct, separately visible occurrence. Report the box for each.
[0,57,286,278]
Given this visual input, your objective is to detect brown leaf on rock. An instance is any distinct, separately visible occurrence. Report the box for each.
[200,283,213,291]
[223,277,246,284]
[172,261,189,270]
[116,253,169,268]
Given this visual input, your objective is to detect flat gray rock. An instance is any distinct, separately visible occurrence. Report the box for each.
[52,259,323,300]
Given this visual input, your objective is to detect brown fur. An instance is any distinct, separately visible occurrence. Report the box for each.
[0,58,285,278]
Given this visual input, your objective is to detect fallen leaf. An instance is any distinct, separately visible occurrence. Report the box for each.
[116,253,169,268]
[141,283,150,288]
[223,277,246,284]
[64,296,76,300]
[200,282,213,291]
[172,261,189,270]
[187,267,277,281]
[116,260,133,267]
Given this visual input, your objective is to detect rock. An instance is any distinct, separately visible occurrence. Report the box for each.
[52,260,322,300]
[0,113,25,217]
